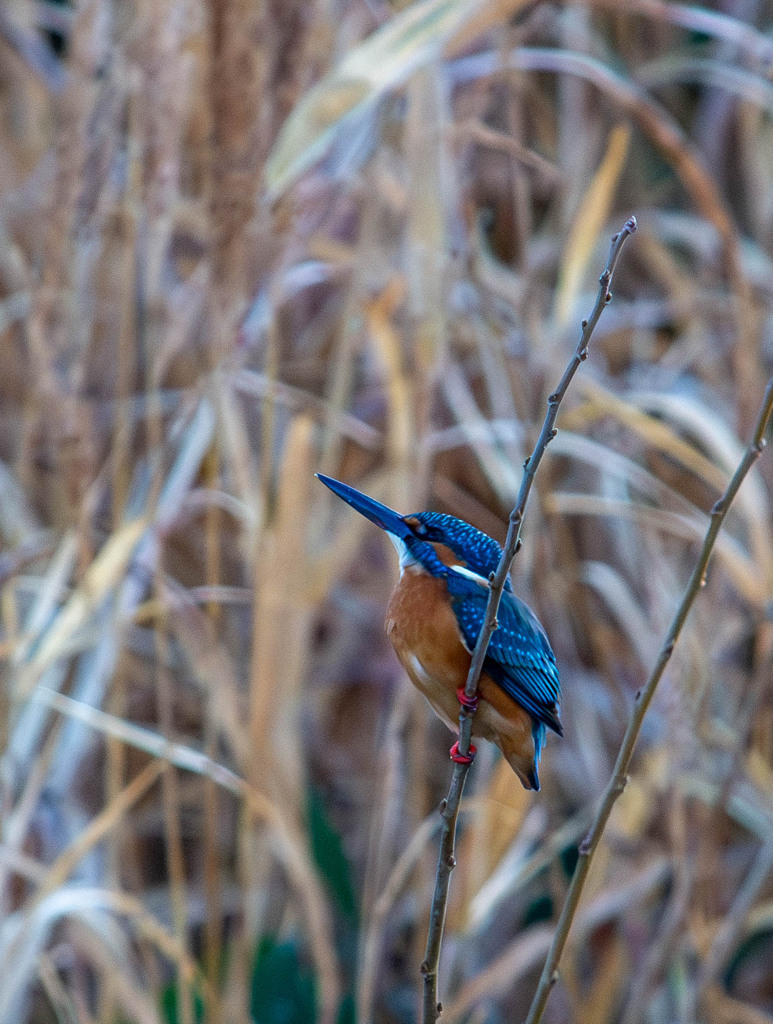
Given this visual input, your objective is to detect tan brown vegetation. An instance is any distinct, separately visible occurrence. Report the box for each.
[1,1,773,1022]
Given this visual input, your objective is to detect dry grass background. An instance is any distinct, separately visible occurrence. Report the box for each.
[1,0,773,1022]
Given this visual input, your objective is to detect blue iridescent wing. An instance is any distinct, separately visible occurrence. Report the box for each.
[446,572,562,735]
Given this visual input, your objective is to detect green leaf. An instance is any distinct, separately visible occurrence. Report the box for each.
[521,893,553,928]
[306,787,359,925]
[160,981,205,1024]
[337,992,356,1024]
[561,842,580,877]
[724,929,773,992]
[250,935,317,1024]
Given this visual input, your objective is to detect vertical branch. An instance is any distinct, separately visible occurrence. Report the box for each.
[420,217,638,1023]
[523,375,773,1024]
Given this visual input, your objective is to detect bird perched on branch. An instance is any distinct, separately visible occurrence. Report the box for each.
[317,474,561,790]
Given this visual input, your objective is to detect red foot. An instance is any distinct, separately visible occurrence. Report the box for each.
[450,740,477,764]
[456,686,479,712]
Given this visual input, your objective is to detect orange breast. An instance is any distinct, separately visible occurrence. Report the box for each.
[384,566,539,789]
[386,568,469,729]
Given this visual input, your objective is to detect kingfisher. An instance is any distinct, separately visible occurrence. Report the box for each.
[317,474,561,790]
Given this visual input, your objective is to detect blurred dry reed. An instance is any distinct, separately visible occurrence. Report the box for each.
[1,1,773,1023]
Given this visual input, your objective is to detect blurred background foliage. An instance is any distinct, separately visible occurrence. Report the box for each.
[1,0,773,1021]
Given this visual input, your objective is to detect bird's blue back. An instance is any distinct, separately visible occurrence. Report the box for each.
[403,511,561,742]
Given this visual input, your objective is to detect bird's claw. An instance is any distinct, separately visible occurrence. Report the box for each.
[450,740,476,764]
[456,686,479,712]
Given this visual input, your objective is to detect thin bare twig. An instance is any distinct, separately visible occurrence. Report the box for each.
[524,375,773,1024]
[420,216,638,1024]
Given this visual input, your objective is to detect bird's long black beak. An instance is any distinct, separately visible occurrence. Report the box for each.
[316,474,414,541]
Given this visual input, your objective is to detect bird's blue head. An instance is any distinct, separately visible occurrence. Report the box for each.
[316,474,509,586]
[406,509,511,590]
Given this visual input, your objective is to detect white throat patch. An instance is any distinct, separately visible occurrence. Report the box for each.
[387,534,420,574]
